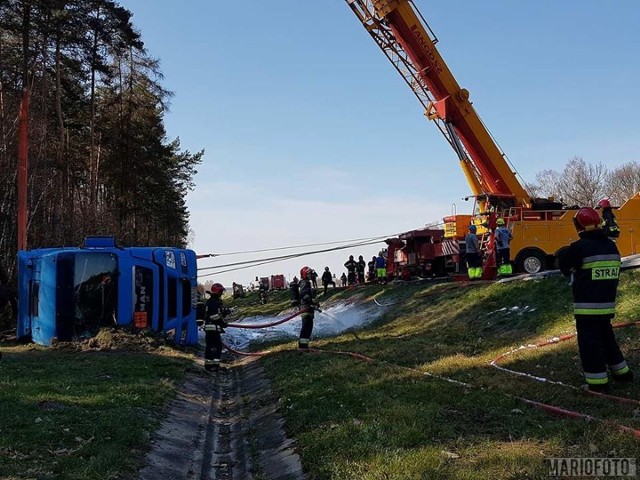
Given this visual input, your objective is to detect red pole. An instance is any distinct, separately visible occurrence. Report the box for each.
[17,88,29,251]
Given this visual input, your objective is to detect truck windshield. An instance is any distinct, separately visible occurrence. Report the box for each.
[56,252,118,340]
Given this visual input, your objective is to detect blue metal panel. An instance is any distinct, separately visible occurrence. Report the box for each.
[17,241,199,346]
[32,254,58,346]
[83,236,117,248]
[16,251,32,339]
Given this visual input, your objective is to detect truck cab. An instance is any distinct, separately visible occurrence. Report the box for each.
[17,236,198,346]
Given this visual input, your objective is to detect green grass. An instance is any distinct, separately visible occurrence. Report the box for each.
[2,273,639,479]
[251,273,640,479]
[0,341,197,480]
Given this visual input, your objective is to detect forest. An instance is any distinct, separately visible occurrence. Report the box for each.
[0,0,203,283]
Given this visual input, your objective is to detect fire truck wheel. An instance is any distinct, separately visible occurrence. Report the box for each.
[516,249,546,274]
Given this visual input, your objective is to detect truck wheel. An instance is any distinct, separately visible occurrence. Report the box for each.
[516,250,546,274]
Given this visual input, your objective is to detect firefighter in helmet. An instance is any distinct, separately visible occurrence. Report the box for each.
[290,266,319,349]
[204,283,231,371]
[559,207,632,392]
[597,198,621,240]
[356,255,366,284]
[344,255,357,285]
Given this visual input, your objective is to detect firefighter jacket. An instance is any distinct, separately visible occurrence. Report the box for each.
[205,295,229,332]
[356,259,366,274]
[601,209,621,239]
[321,271,333,284]
[299,279,315,307]
[344,259,357,273]
[289,279,300,306]
[558,229,621,316]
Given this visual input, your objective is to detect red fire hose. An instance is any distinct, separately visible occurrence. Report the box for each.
[217,299,640,437]
[225,308,309,330]
[220,308,311,356]
[491,320,640,407]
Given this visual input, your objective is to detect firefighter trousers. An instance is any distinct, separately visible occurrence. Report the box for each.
[205,331,223,368]
[576,315,628,385]
[299,311,314,348]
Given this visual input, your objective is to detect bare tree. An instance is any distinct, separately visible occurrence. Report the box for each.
[526,156,608,207]
[604,161,640,206]
[529,169,562,200]
[556,157,608,207]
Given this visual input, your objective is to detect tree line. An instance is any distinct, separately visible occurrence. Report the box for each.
[527,157,640,208]
[0,0,203,282]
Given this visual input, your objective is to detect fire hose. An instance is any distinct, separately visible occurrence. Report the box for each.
[219,308,310,356]
[221,331,640,438]
[491,320,640,407]
[215,285,640,437]
[225,308,310,330]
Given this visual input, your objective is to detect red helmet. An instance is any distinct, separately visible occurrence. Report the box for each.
[210,283,225,295]
[597,198,612,209]
[300,266,311,280]
[573,207,601,232]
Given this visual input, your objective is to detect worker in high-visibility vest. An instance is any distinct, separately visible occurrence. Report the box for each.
[465,224,482,280]
[495,218,513,276]
[559,207,632,392]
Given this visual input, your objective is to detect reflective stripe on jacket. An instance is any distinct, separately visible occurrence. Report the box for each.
[299,279,315,307]
[205,295,227,330]
[558,230,620,316]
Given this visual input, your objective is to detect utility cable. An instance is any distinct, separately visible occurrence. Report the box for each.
[199,238,385,271]
[198,256,299,278]
[197,234,394,258]
[198,238,385,277]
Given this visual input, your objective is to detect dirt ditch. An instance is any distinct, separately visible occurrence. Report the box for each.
[138,356,307,480]
[138,295,392,479]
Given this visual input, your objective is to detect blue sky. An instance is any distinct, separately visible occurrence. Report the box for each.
[121,0,640,286]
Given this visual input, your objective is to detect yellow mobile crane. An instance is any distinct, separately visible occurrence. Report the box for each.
[346,0,640,275]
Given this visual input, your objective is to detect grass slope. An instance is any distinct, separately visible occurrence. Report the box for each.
[0,332,197,480]
[1,275,638,480]
[233,274,640,479]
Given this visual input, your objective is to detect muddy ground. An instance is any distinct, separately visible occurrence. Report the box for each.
[138,355,307,480]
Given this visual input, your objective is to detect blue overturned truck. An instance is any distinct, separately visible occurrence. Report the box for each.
[16,237,199,346]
